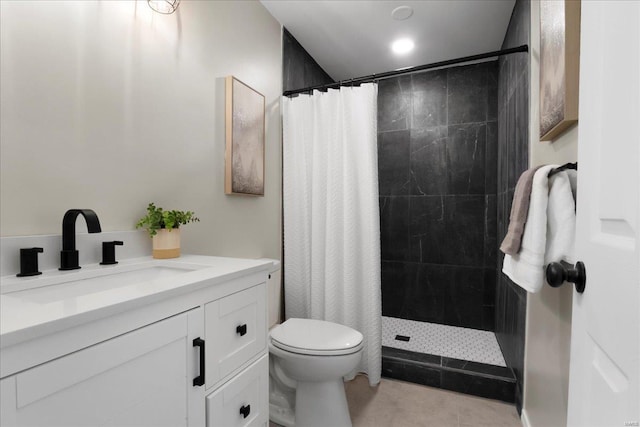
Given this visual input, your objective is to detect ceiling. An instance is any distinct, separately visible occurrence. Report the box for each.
[260,0,516,81]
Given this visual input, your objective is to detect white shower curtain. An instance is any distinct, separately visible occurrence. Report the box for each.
[282,84,382,385]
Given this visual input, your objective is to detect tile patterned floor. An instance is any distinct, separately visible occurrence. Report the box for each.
[345,375,521,427]
[382,316,507,367]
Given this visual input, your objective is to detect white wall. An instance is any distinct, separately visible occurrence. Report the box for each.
[0,0,282,261]
[523,1,577,426]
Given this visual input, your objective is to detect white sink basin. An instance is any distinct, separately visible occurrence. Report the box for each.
[5,264,207,303]
[0,260,210,301]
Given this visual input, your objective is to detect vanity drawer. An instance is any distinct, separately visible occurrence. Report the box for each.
[206,354,268,427]
[205,283,266,387]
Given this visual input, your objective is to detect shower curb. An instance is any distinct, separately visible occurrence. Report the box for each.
[381,346,516,403]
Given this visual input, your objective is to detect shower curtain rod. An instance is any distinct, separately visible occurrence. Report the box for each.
[282,44,528,97]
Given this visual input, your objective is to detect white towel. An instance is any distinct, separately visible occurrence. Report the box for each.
[502,165,554,292]
[502,166,577,293]
[545,170,577,265]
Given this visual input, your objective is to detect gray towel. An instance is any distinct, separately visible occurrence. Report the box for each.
[500,166,544,255]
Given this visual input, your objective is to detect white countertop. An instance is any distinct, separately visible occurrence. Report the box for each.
[0,255,275,348]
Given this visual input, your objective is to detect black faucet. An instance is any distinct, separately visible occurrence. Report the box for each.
[60,209,102,270]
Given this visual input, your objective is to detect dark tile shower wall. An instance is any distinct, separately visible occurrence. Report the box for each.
[282,28,334,92]
[496,0,530,412]
[379,62,499,331]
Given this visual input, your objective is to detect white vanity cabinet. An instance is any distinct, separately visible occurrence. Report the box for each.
[0,256,272,427]
[1,309,205,427]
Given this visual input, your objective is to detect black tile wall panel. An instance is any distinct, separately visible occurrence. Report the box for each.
[382,357,442,389]
[444,196,486,266]
[443,266,486,329]
[485,122,499,195]
[282,28,334,93]
[378,130,411,195]
[447,123,487,195]
[380,196,410,261]
[440,370,516,403]
[410,127,448,196]
[378,76,412,132]
[379,61,499,331]
[487,62,499,122]
[495,0,530,413]
[381,261,446,324]
[408,196,448,265]
[412,70,447,128]
[447,64,489,125]
[282,30,306,92]
[484,195,498,267]
[408,195,486,267]
[381,261,411,319]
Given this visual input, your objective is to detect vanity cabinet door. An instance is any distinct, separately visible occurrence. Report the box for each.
[205,283,267,388]
[3,309,205,427]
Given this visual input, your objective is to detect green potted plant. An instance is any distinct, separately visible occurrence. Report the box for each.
[136,203,200,259]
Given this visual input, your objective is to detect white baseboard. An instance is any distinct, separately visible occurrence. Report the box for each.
[521,408,532,427]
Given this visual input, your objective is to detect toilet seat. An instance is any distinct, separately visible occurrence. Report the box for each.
[270,318,364,356]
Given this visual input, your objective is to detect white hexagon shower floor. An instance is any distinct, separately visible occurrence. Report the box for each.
[382,316,507,367]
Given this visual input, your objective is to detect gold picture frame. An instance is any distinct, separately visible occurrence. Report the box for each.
[225,76,265,196]
[539,0,581,141]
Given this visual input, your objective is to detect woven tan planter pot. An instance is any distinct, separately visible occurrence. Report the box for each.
[152,228,181,259]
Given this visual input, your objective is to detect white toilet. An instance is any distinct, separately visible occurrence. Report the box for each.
[268,318,364,427]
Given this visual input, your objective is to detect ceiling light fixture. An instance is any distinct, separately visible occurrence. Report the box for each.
[391,38,414,55]
[147,0,180,14]
[391,6,414,21]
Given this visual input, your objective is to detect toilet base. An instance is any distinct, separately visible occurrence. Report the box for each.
[296,380,352,427]
[269,402,295,427]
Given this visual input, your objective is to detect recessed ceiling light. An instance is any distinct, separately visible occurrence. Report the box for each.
[391,38,414,55]
[391,6,414,21]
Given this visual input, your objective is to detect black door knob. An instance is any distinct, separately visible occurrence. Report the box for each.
[545,261,586,293]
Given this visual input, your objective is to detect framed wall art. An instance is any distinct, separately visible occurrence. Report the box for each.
[225,76,265,196]
[539,0,581,141]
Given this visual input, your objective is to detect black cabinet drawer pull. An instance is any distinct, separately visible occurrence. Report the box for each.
[239,404,251,418]
[236,324,247,336]
[192,337,205,386]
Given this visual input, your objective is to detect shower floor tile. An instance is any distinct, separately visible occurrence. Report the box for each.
[382,316,506,367]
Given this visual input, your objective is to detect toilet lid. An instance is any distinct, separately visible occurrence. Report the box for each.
[270,318,364,356]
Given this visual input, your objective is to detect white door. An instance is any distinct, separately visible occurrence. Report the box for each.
[568,1,640,426]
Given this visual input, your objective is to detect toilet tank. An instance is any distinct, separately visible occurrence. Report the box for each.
[258,258,281,328]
